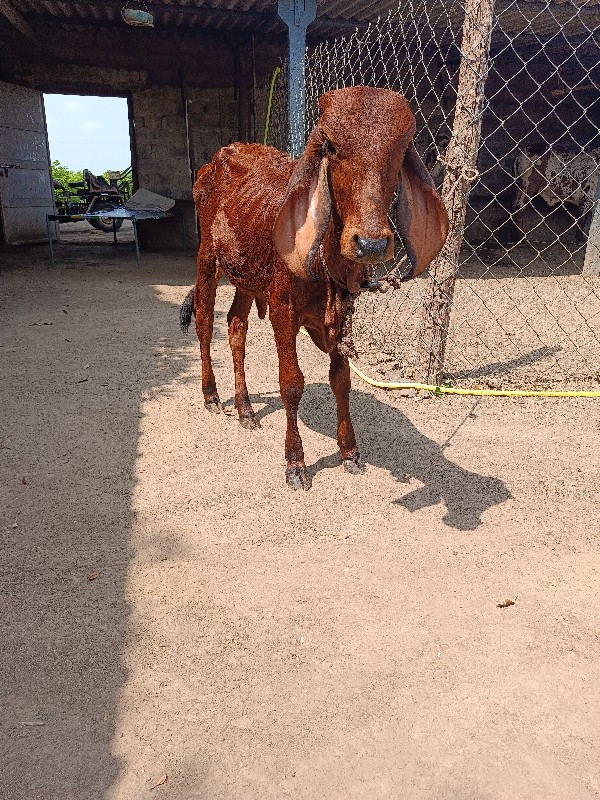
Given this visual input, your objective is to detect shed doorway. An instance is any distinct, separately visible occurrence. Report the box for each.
[43,93,135,250]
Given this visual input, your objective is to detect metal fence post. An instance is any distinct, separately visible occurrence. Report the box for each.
[277,0,316,158]
[414,0,496,384]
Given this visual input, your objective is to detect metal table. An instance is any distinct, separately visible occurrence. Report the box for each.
[46,207,183,268]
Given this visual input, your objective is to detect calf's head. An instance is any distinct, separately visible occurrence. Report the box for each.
[273,86,449,292]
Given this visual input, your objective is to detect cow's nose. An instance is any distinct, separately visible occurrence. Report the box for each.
[355,236,389,259]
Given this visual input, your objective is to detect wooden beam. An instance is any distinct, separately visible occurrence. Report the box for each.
[0,3,33,37]
[25,2,364,38]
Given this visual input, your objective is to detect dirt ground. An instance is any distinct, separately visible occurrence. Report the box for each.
[354,242,600,390]
[1,229,600,800]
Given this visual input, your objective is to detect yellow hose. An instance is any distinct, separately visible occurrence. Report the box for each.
[298,328,600,398]
[263,66,281,146]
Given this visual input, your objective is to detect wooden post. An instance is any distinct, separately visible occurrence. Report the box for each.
[414,0,496,383]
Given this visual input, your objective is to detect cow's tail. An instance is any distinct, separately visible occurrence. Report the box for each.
[180,287,195,333]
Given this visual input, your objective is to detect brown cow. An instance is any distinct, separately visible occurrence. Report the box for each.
[181,86,448,490]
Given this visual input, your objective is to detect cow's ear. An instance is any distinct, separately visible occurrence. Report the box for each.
[396,143,449,279]
[273,146,331,281]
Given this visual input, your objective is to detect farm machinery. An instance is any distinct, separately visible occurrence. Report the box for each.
[52,167,132,232]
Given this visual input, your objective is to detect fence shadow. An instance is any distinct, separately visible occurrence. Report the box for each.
[248,384,510,532]
[448,344,562,381]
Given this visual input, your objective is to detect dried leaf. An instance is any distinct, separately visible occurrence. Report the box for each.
[87,571,99,581]
[497,595,518,608]
[21,476,28,485]
[151,775,168,789]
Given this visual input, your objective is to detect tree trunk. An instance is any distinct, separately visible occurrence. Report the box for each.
[414,0,496,383]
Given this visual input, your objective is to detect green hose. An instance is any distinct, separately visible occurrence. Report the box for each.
[263,66,281,146]
[298,328,600,398]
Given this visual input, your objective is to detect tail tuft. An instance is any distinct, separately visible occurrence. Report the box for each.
[180,288,195,333]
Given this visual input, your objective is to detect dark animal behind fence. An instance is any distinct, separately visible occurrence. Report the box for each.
[181,86,448,490]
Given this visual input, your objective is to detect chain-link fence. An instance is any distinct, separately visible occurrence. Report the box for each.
[265,0,600,390]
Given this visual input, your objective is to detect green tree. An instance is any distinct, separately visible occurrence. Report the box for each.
[50,160,83,187]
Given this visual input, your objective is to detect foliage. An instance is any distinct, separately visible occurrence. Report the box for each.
[51,160,133,209]
[51,159,132,192]
[50,160,83,188]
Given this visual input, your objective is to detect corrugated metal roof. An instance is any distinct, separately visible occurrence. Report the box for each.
[3,0,598,40]
[9,0,382,38]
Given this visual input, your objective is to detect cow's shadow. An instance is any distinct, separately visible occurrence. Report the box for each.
[245,384,510,532]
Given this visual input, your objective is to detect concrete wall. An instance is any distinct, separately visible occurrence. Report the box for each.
[0,81,54,245]
[0,34,285,250]
[187,87,240,167]
[130,85,241,249]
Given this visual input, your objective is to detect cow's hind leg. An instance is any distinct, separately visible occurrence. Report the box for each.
[194,249,221,412]
[227,288,260,430]
[329,348,364,475]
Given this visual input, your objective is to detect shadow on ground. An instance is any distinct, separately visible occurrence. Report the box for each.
[0,263,193,800]
[242,384,510,532]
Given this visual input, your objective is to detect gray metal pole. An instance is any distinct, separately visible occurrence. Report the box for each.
[133,217,141,268]
[277,0,317,158]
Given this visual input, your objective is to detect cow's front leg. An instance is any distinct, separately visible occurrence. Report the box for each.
[329,348,365,475]
[270,309,311,491]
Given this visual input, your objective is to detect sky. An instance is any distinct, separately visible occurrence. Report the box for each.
[43,94,131,175]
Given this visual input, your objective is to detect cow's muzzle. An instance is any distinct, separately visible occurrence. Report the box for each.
[355,236,389,260]
[342,226,395,263]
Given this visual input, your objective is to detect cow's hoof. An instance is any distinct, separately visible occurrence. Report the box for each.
[204,399,223,413]
[286,466,312,491]
[239,414,260,430]
[343,456,365,475]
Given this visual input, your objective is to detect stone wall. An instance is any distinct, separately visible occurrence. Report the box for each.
[129,85,242,249]
[1,34,285,250]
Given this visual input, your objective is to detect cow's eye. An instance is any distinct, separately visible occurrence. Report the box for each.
[324,139,337,156]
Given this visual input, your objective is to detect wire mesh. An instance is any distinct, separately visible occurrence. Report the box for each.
[265,0,600,390]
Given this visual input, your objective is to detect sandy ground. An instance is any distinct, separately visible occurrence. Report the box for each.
[354,242,600,390]
[1,232,600,800]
